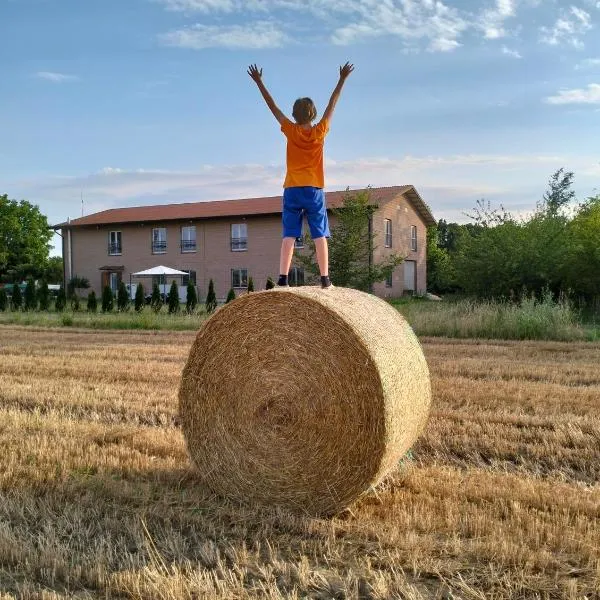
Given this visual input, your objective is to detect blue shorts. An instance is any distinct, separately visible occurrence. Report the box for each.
[282,186,330,239]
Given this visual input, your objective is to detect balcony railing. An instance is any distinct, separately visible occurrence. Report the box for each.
[231,237,248,251]
[152,240,167,254]
[108,243,122,255]
[181,239,197,252]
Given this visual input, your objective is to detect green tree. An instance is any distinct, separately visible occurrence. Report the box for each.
[71,294,81,311]
[11,283,22,310]
[426,226,455,294]
[38,279,50,311]
[265,277,275,290]
[247,276,255,293]
[87,290,98,313]
[563,195,600,298]
[205,279,217,313]
[186,282,198,313]
[134,283,145,312]
[44,256,64,284]
[55,286,67,312]
[226,288,236,303]
[151,283,162,313]
[117,281,129,312]
[101,286,114,313]
[167,280,180,314]
[542,168,575,216]
[24,278,37,311]
[0,287,8,311]
[0,195,53,282]
[295,189,403,291]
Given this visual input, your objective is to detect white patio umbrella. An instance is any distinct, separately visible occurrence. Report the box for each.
[131,266,190,297]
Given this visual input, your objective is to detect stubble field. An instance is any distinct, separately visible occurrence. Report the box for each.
[0,326,599,599]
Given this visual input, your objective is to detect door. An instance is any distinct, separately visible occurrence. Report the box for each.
[403,260,416,293]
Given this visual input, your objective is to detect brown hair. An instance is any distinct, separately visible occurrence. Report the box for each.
[292,97,317,125]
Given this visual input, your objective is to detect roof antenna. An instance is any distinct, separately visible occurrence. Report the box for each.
[81,190,84,217]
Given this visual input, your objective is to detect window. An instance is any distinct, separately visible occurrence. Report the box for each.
[231,268,248,288]
[384,219,392,248]
[182,270,196,286]
[231,224,248,251]
[181,226,196,253]
[288,267,305,287]
[385,270,393,288]
[152,227,167,254]
[108,231,122,255]
[411,225,417,251]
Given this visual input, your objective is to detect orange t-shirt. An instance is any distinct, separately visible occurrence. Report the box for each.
[281,118,329,189]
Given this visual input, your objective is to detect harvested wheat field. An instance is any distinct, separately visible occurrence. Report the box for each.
[0,326,598,600]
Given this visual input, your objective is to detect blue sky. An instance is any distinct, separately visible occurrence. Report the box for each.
[2,0,599,254]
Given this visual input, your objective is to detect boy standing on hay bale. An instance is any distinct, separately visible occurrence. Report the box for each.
[248,62,354,288]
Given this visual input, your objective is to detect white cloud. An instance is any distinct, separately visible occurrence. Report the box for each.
[575,57,600,69]
[545,83,600,104]
[160,21,288,49]
[502,46,522,58]
[158,0,235,12]
[35,71,79,83]
[330,1,469,53]
[478,0,517,39]
[540,6,593,48]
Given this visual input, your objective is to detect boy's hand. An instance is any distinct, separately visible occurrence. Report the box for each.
[247,64,263,83]
[339,62,354,81]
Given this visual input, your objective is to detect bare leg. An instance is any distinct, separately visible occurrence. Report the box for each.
[279,237,296,276]
[313,237,329,276]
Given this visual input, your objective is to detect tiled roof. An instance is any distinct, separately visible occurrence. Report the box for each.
[54,185,435,229]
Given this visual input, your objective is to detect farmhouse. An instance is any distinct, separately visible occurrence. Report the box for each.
[53,185,435,300]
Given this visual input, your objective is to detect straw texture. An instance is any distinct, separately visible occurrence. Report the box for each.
[179,286,431,515]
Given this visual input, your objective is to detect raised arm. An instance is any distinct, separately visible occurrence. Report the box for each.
[247,64,287,125]
[322,62,354,123]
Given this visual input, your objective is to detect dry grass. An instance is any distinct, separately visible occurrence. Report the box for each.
[0,325,598,599]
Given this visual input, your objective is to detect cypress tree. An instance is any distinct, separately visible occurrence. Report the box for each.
[55,286,67,312]
[38,279,50,311]
[101,286,114,313]
[186,282,197,313]
[205,279,217,313]
[167,280,180,314]
[225,288,236,303]
[134,283,145,312]
[0,288,7,312]
[151,283,162,313]
[117,281,129,312]
[87,290,98,313]
[24,279,37,311]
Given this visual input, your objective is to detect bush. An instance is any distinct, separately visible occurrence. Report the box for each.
[151,284,162,313]
[102,286,114,313]
[87,291,98,313]
[24,279,37,311]
[61,314,74,327]
[117,281,129,312]
[247,277,254,293]
[265,277,275,290]
[134,283,145,312]
[55,287,67,312]
[226,288,236,303]
[205,279,217,314]
[167,280,179,314]
[11,283,22,311]
[67,276,90,300]
[0,288,7,312]
[38,280,50,311]
[186,282,198,313]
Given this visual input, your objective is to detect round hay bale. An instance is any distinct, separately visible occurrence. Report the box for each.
[179,286,431,515]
